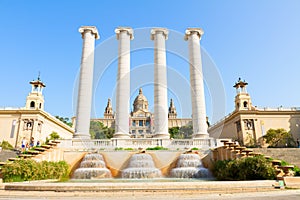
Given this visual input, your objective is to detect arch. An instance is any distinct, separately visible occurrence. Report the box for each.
[243,101,248,108]
[30,101,35,108]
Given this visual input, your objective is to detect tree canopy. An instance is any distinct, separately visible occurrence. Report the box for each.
[169,124,193,139]
[89,121,114,139]
[263,128,295,147]
[55,116,73,127]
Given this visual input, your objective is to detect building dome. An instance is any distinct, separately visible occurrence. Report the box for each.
[133,88,149,112]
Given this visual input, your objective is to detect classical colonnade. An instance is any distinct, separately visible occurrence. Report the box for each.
[73,26,208,140]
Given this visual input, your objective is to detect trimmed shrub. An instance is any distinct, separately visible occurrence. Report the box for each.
[212,156,276,181]
[1,159,69,182]
[280,160,300,176]
[146,146,168,150]
[0,140,14,150]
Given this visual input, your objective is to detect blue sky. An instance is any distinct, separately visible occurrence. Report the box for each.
[0,0,300,123]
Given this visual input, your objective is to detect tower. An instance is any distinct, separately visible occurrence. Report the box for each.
[104,98,114,119]
[25,75,46,110]
[233,78,253,111]
[168,99,177,119]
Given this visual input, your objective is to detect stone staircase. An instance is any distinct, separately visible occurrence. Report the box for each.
[0,141,62,174]
[252,148,300,168]
[202,140,298,180]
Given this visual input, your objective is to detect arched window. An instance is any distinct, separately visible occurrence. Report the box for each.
[30,101,35,108]
[243,101,248,108]
[39,103,42,109]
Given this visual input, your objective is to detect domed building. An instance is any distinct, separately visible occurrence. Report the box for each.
[130,88,153,137]
[96,87,192,138]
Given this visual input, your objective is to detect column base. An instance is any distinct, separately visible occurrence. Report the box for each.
[73,132,91,140]
[113,132,131,139]
[192,133,209,139]
[153,132,170,139]
[72,137,93,149]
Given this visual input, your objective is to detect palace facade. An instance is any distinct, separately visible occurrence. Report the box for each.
[0,77,74,148]
[93,88,192,138]
[208,78,300,146]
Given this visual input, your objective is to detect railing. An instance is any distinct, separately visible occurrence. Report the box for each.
[58,138,220,150]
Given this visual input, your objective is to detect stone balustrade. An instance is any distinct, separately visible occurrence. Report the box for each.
[57,138,220,150]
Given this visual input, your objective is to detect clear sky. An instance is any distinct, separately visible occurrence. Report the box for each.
[0,0,299,124]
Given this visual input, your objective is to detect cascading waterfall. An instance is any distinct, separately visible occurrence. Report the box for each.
[72,153,112,179]
[170,153,212,178]
[122,153,162,178]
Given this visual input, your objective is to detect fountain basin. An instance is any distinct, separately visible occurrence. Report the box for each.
[170,153,212,179]
[73,168,112,179]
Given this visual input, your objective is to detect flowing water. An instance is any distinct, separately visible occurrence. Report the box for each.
[122,153,162,178]
[170,153,212,178]
[72,153,112,179]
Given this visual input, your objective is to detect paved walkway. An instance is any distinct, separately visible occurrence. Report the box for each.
[1,179,300,199]
[0,189,299,200]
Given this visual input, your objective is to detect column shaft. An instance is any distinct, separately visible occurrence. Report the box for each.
[114,27,133,138]
[185,28,209,138]
[151,28,169,139]
[74,26,99,139]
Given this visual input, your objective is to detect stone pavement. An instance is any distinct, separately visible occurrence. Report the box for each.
[0,188,299,200]
[1,179,299,199]
[0,150,17,162]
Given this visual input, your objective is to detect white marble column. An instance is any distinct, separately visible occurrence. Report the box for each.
[151,28,169,139]
[74,26,99,139]
[113,27,133,138]
[185,28,209,138]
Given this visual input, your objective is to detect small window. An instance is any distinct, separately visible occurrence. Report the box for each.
[243,101,248,108]
[10,120,17,138]
[37,123,42,132]
[139,120,143,126]
[236,121,241,132]
[30,101,35,108]
[39,103,42,109]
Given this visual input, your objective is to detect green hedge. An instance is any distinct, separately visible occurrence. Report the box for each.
[0,140,13,150]
[146,146,168,150]
[212,156,276,181]
[1,159,69,182]
[280,160,300,176]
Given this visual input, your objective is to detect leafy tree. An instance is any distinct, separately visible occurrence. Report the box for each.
[89,121,114,139]
[168,125,193,139]
[263,128,296,147]
[169,127,179,138]
[55,116,73,127]
[46,131,60,144]
[179,124,193,139]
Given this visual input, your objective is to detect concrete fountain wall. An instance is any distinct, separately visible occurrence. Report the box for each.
[64,150,210,178]
[101,151,183,177]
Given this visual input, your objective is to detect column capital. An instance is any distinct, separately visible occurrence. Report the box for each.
[184,28,204,41]
[79,26,100,40]
[115,27,134,40]
[151,28,168,40]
